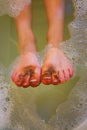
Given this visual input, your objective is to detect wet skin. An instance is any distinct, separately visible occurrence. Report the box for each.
[11,48,74,87]
[11,0,74,87]
[11,53,41,88]
[41,48,74,85]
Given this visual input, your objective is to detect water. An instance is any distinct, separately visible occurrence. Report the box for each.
[0,0,87,130]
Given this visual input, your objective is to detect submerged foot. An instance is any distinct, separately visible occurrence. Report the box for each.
[11,52,41,88]
[41,47,74,85]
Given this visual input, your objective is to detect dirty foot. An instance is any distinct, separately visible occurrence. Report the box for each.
[41,47,74,85]
[11,52,41,88]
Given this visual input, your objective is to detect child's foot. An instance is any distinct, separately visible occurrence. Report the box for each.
[11,52,41,88]
[41,46,74,85]
[12,5,42,88]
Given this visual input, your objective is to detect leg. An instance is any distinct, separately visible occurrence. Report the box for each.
[11,4,41,88]
[42,0,74,85]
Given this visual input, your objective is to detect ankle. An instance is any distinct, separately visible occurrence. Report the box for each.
[47,26,64,47]
[19,42,37,55]
[47,35,63,48]
[18,31,37,54]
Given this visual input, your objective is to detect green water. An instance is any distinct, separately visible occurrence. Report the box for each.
[0,0,79,124]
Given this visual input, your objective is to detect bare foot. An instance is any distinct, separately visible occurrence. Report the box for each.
[11,52,41,88]
[41,47,74,85]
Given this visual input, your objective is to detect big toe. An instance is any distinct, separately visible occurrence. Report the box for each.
[30,67,41,87]
[42,66,57,85]
[41,71,52,85]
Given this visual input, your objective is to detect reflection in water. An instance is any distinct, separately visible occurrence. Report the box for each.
[0,0,87,130]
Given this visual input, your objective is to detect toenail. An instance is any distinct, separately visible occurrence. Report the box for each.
[43,76,51,80]
[30,79,37,82]
[30,80,41,87]
[42,71,51,79]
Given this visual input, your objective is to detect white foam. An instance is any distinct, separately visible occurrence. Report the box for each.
[73,119,87,130]
[0,0,87,130]
[48,0,87,129]
[0,0,32,17]
[0,66,12,129]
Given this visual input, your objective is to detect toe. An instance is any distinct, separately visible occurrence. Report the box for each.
[11,72,16,83]
[41,66,55,85]
[30,74,40,87]
[17,74,24,86]
[41,71,52,85]
[12,72,24,87]
[22,74,30,88]
[63,69,70,81]
[30,67,41,87]
[52,72,59,85]
[11,72,18,83]
[58,70,65,84]
[68,67,74,78]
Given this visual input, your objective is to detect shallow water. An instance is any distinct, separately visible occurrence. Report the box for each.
[0,0,87,130]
